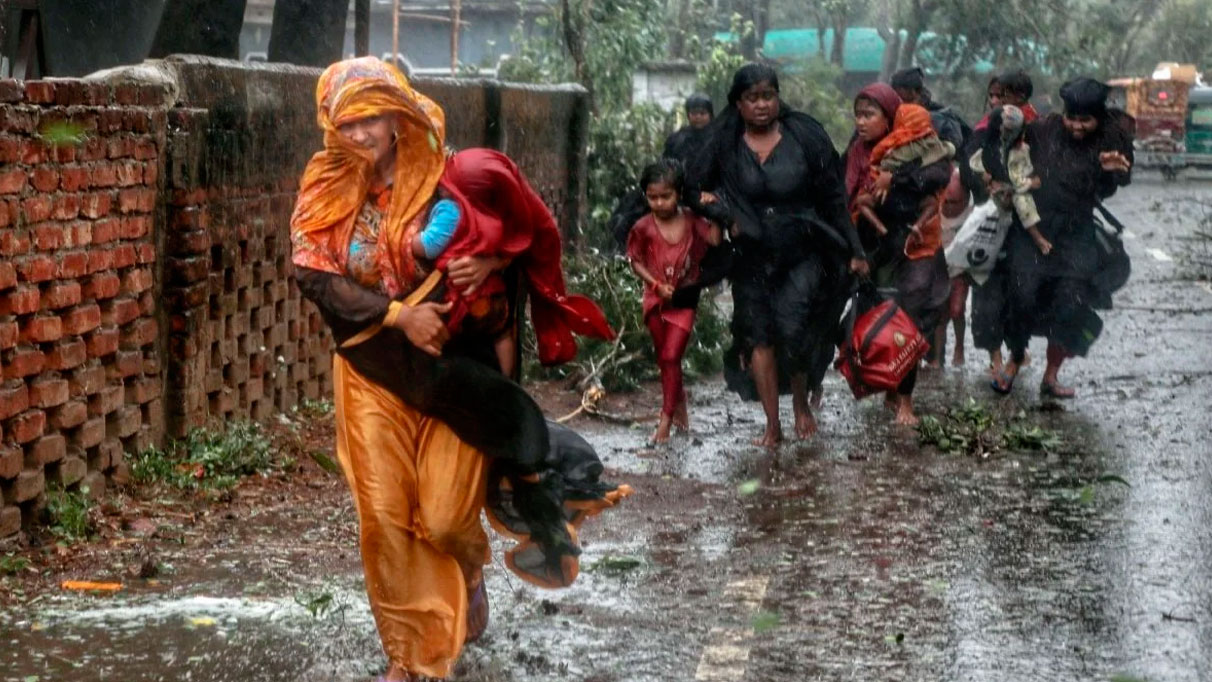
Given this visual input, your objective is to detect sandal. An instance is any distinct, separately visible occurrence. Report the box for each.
[1039,381,1076,400]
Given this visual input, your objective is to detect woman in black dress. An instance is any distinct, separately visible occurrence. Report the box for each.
[1000,77,1133,397]
[689,64,868,447]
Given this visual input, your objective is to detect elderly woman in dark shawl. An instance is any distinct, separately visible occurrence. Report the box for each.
[999,77,1134,397]
[687,63,868,447]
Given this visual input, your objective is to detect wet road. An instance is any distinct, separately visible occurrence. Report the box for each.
[3,178,1211,681]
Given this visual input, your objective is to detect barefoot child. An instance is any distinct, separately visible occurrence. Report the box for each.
[969,104,1052,256]
[408,191,519,377]
[626,160,721,443]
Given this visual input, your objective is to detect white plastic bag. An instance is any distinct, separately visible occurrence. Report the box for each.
[944,200,1012,284]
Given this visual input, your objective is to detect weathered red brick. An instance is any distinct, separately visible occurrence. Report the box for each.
[23,81,55,104]
[68,363,105,397]
[87,247,114,274]
[51,455,87,487]
[143,162,158,185]
[101,297,140,326]
[0,445,21,480]
[0,169,27,195]
[90,164,117,188]
[8,409,46,444]
[29,376,69,409]
[55,251,89,279]
[106,136,133,160]
[136,243,155,265]
[120,317,156,349]
[72,416,106,448]
[50,194,81,220]
[85,324,120,357]
[59,166,91,192]
[61,303,101,336]
[3,346,44,379]
[45,339,87,370]
[30,167,59,193]
[109,350,142,380]
[43,281,82,309]
[126,377,161,405]
[50,143,75,163]
[20,314,62,344]
[115,162,141,187]
[106,404,142,439]
[0,136,20,163]
[80,137,107,162]
[0,318,18,350]
[0,229,29,257]
[20,195,52,222]
[3,468,44,504]
[82,272,120,301]
[132,138,158,160]
[111,243,136,269]
[0,381,29,420]
[49,400,88,430]
[30,222,65,251]
[0,199,12,228]
[119,215,151,239]
[78,191,112,219]
[2,108,38,136]
[91,217,119,244]
[50,80,83,105]
[0,80,23,103]
[25,434,66,466]
[65,220,91,248]
[138,291,155,317]
[88,384,123,417]
[0,286,37,316]
[15,255,54,283]
[0,262,14,290]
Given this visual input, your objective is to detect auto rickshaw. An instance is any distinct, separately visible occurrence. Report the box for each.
[1108,75,1190,178]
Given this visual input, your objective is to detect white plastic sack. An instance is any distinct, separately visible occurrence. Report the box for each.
[944,200,1013,284]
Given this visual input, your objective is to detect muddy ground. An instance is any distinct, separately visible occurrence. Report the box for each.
[2,177,1210,682]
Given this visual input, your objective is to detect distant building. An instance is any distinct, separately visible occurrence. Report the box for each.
[241,0,552,76]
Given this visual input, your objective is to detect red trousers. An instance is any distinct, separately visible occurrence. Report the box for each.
[645,311,693,417]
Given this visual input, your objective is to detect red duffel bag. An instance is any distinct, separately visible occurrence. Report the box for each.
[836,299,930,399]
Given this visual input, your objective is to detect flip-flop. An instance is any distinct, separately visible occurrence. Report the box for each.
[990,371,1016,395]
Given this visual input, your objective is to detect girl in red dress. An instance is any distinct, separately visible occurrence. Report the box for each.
[626,160,722,443]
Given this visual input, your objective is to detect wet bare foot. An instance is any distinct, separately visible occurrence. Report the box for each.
[810,387,823,411]
[1020,351,1032,367]
[465,579,489,643]
[952,350,965,367]
[884,391,898,412]
[793,409,818,440]
[894,396,919,426]
[753,424,783,448]
[652,414,673,444]
[673,401,690,432]
[924,359,942,370]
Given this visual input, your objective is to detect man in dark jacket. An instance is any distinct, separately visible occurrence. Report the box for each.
[891,67,971,150]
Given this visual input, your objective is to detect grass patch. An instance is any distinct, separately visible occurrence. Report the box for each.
[0,554,30,576]
[44,485,95,542]
[130,421,282,492]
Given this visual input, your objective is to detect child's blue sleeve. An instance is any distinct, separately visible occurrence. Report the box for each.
[418,199,461,259]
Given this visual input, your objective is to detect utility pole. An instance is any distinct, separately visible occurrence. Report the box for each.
[451,0,462,75]
[355,0,370,57]
[392,0,401,69]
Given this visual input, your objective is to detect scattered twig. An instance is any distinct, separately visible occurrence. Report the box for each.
[1162,611,1197,623]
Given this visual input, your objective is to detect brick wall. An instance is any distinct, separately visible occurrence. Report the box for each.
[0,79,168,536]
[0,56,589,539]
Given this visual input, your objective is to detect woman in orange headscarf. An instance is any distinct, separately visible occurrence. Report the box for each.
[291,57,628,681]
[843,83,953,426]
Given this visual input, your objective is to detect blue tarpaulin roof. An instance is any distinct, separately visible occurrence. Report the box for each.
[715,28,995,75]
